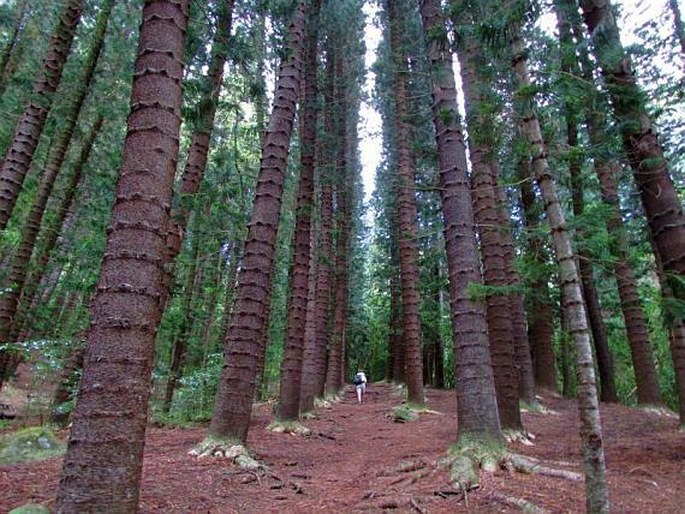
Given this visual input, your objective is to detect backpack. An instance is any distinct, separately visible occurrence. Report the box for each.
[353,373,363,385]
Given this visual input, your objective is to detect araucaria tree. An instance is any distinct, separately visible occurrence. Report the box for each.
[420,0,502,442]
[203,1,307,445]
[56,0,189,511]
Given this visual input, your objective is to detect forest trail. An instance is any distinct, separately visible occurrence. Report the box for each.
[2,382,685,513]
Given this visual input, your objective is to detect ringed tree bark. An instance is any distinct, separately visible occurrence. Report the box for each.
[0,0,85,230]
[277,0,322,421]
[55,1,189,511]
[206,1,307,444]
[579,0,685,306]
[506,9,609,510]
[386,0,424,404]
[0,0,114,391]
[421,0,502,441]
[456,5,525,428]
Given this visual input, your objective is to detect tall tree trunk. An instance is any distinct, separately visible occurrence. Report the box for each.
[308,40,336,400]
[277,0,321,421]
[56,1,188,511]
[0,0,28,96]
[207,2,306,443]
[579,0,685,307]
[299,220,320,412]
[421,0,502,440]
[457,12,522,429]
[0,0,85,230]
[325,49,351,396]
[494,179,536,403]
[386,0,423,404]
[518,155,558,392]
[0,0,114,374]
[508,19,609,511]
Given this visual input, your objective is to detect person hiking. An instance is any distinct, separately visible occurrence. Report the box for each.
[353,370,367,403]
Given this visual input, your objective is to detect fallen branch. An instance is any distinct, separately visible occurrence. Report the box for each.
[506,453,583,482]
[488,491,548,514]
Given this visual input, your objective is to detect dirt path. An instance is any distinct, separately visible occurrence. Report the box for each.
[2,382,684,513]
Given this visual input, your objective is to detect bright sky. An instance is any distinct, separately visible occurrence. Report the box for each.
[356,0,684,207]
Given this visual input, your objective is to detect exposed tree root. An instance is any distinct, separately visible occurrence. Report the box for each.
[488,491,548,513]
[505,453,583,482]
[267,420,312,436]
[504,429,535,446]
[188,438,264,471]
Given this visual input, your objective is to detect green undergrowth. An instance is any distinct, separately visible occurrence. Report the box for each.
[0,426,65,464]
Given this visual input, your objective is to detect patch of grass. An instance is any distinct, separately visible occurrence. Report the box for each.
[0,427,65,464]
[391,404,419,422]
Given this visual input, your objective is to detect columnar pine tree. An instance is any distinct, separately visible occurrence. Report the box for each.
[504,3,609,509]
[277,0,322,421]
[0,0,115,390]
[56,1,189,510]
[205,1,307,444]
[421,0,502,439]
[385,0,424,404]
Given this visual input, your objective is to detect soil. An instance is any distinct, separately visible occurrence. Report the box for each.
[1,382,684,513]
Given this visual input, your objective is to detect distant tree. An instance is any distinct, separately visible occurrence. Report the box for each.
[56,1,189,510]
[0,0,28,96]
[0,0,85,230]
[384,0,424,404]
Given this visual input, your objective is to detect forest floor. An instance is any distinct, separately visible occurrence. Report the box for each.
[1,381,684,513]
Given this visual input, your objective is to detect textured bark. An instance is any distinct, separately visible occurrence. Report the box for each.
[56,1,188,511]
[0,0,113,364]
[558,0,661,404]
[494,179,536,403]
[299,222,320,413]
[458,16,522,429]
[208,2,306,443]
[509,23,609,512]
[580,0,685,307]
[422,0,502,440]
[387,0,423,404]
[0,0,85,229]
[277,0,321,421]
[165,0,235,276]
[309,42,336,399]
[0,0,28,96]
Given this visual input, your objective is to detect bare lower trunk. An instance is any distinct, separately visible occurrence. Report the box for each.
[56,2,188,510]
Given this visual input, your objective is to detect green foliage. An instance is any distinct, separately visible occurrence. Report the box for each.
[0,427,65,465]
[152,352,224,425]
